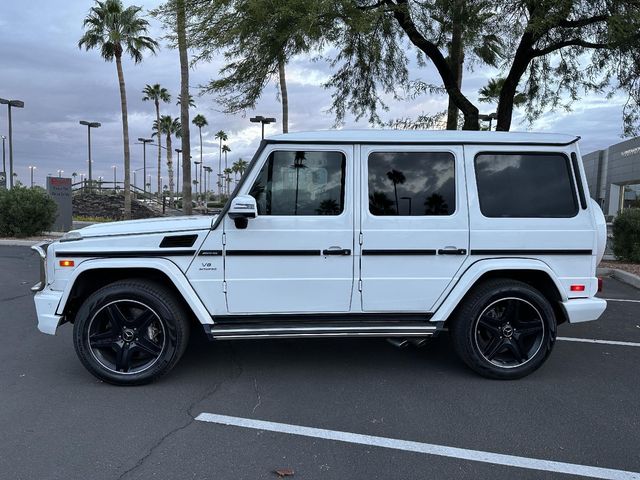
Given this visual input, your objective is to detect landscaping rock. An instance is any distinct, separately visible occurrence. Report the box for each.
[73,193,162,220]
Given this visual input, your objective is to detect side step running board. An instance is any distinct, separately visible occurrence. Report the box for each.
[204,321,440,340]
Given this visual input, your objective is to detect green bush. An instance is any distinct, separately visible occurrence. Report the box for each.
[612,208,640,263]
[0,186,57,237]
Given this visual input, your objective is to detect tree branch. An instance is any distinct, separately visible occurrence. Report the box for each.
[532,38,610,57]
[356,0,387,11]
[557,14,608,28]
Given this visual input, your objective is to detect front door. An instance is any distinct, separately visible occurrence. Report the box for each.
[224,145,355,313]
[359,145,469,312]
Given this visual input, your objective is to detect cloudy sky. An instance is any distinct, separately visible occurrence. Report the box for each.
[0,0,632,189]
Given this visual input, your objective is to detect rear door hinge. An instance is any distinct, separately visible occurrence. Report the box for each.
[359,233,363,245]
[222,233,227,246]
[358,279,362,291]
[222,281,227,293]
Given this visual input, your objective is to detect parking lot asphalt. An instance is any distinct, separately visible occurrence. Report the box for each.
[1,245,639,480]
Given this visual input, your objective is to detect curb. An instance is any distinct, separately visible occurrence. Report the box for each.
[597,267,640,290]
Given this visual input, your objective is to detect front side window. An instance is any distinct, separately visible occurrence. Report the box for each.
[475,153,578,218]
[249,150,346,215]
[368,152,456,216]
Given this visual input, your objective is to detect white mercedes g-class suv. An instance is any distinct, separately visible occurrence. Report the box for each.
[32,130,607,385]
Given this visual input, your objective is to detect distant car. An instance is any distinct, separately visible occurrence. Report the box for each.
[32,130,607,385]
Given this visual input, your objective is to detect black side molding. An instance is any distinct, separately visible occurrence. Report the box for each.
[470,249,592,256]
[362,249,437,255]
[55,250,196,258]
[225,250,321,256]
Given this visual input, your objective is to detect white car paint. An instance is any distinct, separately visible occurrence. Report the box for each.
[33,130,607,335]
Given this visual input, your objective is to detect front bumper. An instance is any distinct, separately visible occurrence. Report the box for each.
[34,288,64,335]
[561,297,607,324]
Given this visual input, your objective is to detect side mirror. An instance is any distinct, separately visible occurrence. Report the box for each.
[228,195,258,229]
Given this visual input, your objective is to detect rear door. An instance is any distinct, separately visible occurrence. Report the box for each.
[223,144,355,313]
[359,145,469,312]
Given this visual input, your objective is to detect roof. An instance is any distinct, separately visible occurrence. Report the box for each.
[266,129,579,146]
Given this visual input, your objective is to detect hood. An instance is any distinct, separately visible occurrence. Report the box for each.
[66,215,216,239]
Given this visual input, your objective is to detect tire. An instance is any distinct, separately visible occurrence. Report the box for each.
[450,279,556,380]
[73,279,190,385]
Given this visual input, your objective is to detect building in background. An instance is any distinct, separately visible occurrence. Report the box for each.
[583,136,640,217]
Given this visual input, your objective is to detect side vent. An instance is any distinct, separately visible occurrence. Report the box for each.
[160,234,198,248]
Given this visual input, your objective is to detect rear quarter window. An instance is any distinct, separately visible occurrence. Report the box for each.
[474,152,578,218]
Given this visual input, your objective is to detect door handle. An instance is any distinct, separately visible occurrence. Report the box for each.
[438,247,467,255]
[322,247,351,256]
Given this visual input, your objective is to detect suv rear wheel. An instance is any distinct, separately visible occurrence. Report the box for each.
[450,279,557,379]
[73,279,190,385]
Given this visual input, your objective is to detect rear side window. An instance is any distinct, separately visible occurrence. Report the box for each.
[249,150,346,215]
[368,152,456,216]
[475,153,578,218]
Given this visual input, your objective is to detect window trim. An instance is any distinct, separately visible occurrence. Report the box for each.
[248,148,348,218]
[473,151,579,219]
[365,149,458,217]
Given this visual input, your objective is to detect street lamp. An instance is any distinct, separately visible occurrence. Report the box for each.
[1,135,6,181]
[29,165,36,188]
[175,148,182,196]
[250,115,276,139]
[193,160,201,201]
[138,137,153,196]
[79,120,101,188]
[0,98,25,188]
[57,169,64,177]
[112,165,117,189]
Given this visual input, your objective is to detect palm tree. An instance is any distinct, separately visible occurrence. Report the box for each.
[386,169,406,215]
[142,84,171,195]
[235,158,248,176]
[192,114,208,202]
[222,144,231,195]
[224,167,233,196]
[79,0,158,219]
[214,130,228,196]
[152,115,181,205]
[176,93,196,108]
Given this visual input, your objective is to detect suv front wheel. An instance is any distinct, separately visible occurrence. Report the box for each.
[450,279,557,380]
[73,279,190,385]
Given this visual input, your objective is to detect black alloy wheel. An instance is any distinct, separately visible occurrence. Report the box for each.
[73,279,190,385]
[450,279,557,380]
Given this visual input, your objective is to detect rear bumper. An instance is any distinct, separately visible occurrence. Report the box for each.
[34,288,63,335]
[561,297,607,324]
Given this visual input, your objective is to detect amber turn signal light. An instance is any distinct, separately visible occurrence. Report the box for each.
[59,260,75,267]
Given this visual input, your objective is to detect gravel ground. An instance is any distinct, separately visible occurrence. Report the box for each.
[600,260,640,277]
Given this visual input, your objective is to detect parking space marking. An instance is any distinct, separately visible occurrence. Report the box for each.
[558,337,640,347]
[195,413,640,480]
[601,298,640,303]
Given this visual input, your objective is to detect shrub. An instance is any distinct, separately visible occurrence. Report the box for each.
[0,186,57,237]
[612,208,640,263]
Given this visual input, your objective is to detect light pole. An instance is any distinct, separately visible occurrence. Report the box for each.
[1,135,6,180]
[250,115,276,140]
[479,112,497,130]
[79,120,101,188]
[175,148,182,196]
[112,165,117,189]
[0,98,25,188]
[137,137,153,196]
[193,160,201,201]
[29,165,36,188]
[57,169,64,178]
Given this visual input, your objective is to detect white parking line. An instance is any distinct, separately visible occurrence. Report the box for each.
[558,337,640,347]
[195,413,640,480]
[601,298,640,303]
